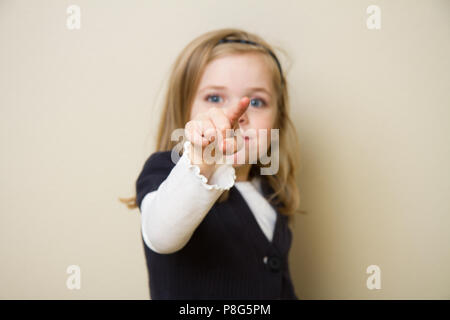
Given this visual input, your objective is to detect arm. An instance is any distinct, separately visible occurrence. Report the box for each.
[140,140,236,254]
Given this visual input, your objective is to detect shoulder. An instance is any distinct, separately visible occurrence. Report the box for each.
[135,150,180,210]
[259,175,284,211]
[143,150,178,171]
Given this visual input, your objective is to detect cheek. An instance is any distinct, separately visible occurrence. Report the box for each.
[251,110,277,151]
[252,113,275,139]
[189,98,206,121]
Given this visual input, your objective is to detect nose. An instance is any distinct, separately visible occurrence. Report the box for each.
[238,110,248,125]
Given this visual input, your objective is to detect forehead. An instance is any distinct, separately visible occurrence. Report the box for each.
[198,53,274,94]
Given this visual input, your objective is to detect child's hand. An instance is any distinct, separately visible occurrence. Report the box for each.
[184,97,250,178]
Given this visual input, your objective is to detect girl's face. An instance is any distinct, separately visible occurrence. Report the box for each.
[189,53,278,166]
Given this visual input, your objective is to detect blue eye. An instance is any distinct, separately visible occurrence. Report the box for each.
[205,94,223,103]
[205,94,266,107]
[250,98,266,108]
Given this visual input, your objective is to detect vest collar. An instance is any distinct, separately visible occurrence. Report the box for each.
[229,176,284,256]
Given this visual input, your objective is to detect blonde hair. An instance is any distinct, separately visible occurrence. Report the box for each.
[120,28,304,222]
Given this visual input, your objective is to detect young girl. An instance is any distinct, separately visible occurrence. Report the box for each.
[122,28,302,299]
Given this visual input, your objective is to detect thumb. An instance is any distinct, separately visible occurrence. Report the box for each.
[223,96,250,129]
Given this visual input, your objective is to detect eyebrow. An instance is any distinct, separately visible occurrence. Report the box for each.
[199,85,272,96]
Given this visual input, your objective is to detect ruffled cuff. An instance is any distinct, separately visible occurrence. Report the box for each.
[181,140,236,190]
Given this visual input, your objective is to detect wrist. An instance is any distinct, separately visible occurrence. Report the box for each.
[188,142,217,180]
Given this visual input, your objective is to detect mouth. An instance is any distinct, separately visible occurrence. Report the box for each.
[239,129,255,141]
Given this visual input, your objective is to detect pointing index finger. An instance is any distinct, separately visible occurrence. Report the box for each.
[224,96,250,129]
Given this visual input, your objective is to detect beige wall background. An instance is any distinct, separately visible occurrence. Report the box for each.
[1,0,449,299]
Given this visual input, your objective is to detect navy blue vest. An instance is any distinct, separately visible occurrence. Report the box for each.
[136,150,298,299]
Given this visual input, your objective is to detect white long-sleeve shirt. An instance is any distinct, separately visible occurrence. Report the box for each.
[140,141,277,254]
